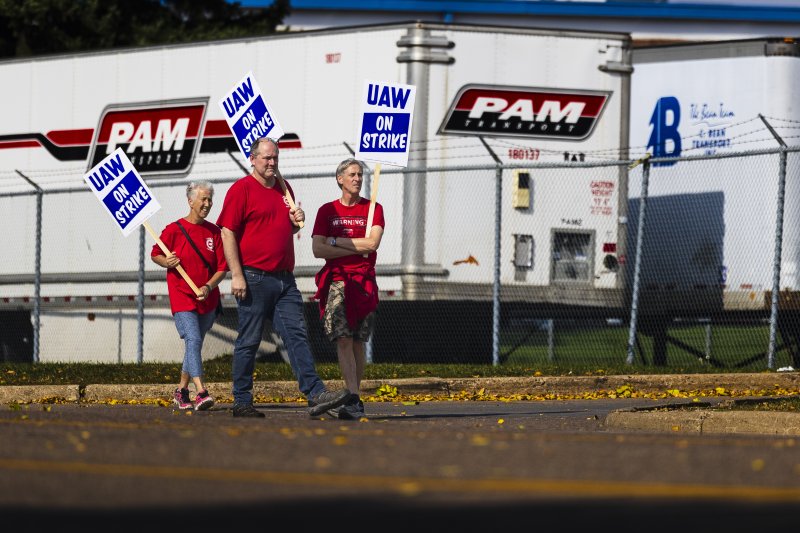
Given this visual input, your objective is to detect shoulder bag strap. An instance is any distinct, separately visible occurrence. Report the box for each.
[175,220,223,316]
[175,220,213,274]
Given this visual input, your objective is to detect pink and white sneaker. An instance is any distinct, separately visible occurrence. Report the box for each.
[194,389,215,411]
[173,388,192,410]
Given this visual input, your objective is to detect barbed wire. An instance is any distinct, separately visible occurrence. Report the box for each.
[3,114,800,192]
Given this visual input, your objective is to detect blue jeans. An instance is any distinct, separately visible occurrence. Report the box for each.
[174,310,217,378]
[232,269,324,405]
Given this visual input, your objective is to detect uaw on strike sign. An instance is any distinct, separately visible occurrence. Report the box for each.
[356,80,416,167]
[219,71,284,161]
[84,147,160,237]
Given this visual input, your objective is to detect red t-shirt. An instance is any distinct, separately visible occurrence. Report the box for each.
[311,198,384,279]
[151,219,228,315]
[312,198,384,327]
[216,175,297,272]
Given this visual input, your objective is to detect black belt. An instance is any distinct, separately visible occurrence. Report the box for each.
[243,266,290,276]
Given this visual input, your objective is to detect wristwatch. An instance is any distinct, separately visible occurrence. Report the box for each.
[331,237,337,247]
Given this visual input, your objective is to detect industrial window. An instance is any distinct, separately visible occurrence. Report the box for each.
[551,230,594,282]
[513,234,534,269]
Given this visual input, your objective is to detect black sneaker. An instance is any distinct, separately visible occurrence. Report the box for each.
[232,404,265,418]
[307,388,351,417]
[329,394,365,420]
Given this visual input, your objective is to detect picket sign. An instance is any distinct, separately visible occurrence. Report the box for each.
[219,71,303,228]
[83,148,201,296]
[355,80,416,255]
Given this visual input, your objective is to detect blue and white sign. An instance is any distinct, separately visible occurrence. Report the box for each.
[356,80,416,167]
[83,148,161,237]
[646,96,737,167]
[219,71,284,162]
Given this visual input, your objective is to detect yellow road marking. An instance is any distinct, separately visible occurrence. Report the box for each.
[0,416,791,449]
[0,458,798,502]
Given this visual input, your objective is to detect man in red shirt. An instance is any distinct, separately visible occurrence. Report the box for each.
[217,137,351,418]
[312,158,385,419]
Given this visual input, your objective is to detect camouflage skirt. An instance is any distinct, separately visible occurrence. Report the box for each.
[322,280,375,342]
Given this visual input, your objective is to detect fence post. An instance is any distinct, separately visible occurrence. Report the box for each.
[118,309,123,364]
[137,225,145,364]
[626,154,651,365]
[478,137,503,366]
[760,115,787,370]
[15,171,42,363]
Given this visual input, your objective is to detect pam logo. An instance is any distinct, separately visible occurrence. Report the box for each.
[88,98,208,177]
[438,84,610,140]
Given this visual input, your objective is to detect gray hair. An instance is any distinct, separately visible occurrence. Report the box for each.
[249,137,280,158]
[335,158,366,188]
[186,180,214,200]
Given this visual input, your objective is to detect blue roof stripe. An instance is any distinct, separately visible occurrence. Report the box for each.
[276,0,800,23]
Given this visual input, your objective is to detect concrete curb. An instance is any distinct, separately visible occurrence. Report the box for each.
[83,382,303,403]
[0,385,81,404]
[4,372,800,403]
[81,378,453,403]
[443,373,800,395]
[389,373,800,397]
[605,408,800,436]
[81,373,800,402]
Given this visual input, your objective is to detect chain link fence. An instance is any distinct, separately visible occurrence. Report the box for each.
[2,146,799,370]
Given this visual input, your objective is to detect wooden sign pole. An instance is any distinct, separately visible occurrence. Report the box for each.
[143,221,202,296]
[276,172,304,229]
[363,163,381,257]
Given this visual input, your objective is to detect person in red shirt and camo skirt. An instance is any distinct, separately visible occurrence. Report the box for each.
[312,158,385,420]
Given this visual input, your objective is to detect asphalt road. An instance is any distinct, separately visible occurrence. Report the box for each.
[1,398,798,530]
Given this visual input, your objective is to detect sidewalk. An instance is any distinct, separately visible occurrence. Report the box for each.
[2,372,799,436]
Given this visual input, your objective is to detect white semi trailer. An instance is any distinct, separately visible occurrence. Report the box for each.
[630,37,800,316]
[0,21,632,362]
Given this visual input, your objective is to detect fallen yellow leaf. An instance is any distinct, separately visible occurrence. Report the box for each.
[471,435,489,446]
